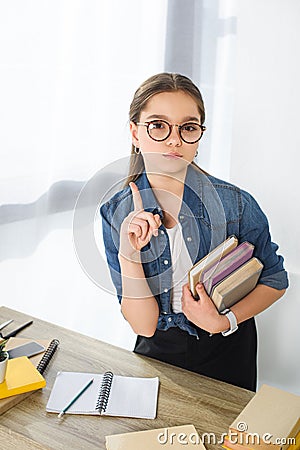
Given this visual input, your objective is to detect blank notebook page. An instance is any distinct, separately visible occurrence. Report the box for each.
[105,375,159,418]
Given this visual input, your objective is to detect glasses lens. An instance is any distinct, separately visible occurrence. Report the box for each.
[180,123,202,143]
[147,121,170,141]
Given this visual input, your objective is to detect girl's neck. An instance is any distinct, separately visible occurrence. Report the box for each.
[146,170,186,197]
[147,171,186,228]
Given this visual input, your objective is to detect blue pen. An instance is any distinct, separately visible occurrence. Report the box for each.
[58,378,94,418]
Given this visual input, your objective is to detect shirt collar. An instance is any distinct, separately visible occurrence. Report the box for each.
[134,164,204,219]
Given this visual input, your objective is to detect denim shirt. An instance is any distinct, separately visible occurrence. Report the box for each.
[100,164,289,338]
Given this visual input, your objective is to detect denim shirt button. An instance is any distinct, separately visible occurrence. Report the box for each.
[179,215,184,220]
[160,230,165,235]
[163,259,169,265]
[168,317,172,322]
[187,236,192,242]
[163,288,168,293]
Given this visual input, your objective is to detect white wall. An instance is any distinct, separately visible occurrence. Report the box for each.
[231,0,300,394]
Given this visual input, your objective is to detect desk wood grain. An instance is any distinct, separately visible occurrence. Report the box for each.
[0,306,254,450]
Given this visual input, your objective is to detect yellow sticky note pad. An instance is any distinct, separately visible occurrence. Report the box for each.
[0,356,46,399]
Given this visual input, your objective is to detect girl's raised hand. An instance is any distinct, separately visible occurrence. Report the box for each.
[119,182,161,259]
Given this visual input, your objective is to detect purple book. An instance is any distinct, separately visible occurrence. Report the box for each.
[201,241,254,296]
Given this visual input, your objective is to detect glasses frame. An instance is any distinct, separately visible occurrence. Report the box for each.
[136,119,206,144]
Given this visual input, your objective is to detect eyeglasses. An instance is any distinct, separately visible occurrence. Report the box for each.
[136,120,206,144]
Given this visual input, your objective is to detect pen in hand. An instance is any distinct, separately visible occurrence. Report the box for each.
[58,378,94,419]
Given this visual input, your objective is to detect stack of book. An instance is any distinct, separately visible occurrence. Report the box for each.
[188,235,263,312]
[0,337,58,415]
[0,356,46,400]
[223,384,300,450]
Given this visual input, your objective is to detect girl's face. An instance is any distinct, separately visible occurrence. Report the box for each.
[130,90,202,176]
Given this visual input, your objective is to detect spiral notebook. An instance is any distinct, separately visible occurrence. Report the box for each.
[36,339,60,374]
[46,371,159,419]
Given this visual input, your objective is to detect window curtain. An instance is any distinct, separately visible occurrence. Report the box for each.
[164,0,237,178]
[0,0,168,256]
[0,0,237,349]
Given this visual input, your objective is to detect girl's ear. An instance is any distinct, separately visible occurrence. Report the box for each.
[130,121,139,147]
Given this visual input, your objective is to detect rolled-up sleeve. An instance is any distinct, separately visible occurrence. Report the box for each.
[239,190,289,290]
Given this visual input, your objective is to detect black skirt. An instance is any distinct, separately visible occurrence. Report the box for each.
[134,318,257,391]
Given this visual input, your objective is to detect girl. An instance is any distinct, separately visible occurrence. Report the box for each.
[100,73,288,391]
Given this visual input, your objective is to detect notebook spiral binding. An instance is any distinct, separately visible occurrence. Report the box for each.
[36,339,60,375]
[96,371,114,413]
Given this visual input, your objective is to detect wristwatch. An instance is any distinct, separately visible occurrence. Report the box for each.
[221,308,238,336]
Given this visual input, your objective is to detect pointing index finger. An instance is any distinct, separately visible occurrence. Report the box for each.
[129,182,144,211]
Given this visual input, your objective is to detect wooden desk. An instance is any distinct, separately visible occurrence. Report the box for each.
[0,306,254,450]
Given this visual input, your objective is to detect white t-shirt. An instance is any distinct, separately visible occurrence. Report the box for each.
[165,223,193,313]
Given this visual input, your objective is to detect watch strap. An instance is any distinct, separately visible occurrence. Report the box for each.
[221,308,238,336]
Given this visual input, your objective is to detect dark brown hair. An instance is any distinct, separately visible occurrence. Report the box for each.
[125,72,206,185]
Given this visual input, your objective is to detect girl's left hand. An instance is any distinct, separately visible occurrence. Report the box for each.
[181,283,228,334]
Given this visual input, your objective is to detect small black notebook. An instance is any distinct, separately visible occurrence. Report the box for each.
[36,339,60,374]
[46,370,159,419]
